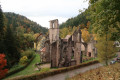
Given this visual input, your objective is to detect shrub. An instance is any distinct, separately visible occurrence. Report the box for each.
[0,54,8,79]
[21,49,35,59]
[19,56,28,65]
[5,55,35,78]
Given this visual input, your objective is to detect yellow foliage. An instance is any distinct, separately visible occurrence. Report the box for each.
[81,28,91,43]
[96,34,116,65]
[60,27,72,38]
[19,56,28,65]
[93,34,97,40]
[34,33,40,39]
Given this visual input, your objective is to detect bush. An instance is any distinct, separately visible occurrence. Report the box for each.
[4,55,35,79]
[21,49,35,59]
[0,54,8,79]
[19,56,28,65]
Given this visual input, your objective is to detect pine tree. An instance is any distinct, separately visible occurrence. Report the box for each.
[4,25,21,67]
[0,5,6,53]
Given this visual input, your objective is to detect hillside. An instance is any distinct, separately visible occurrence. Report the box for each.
[69,63,120,80]
[59,11,90,29]
[4,12,48,34]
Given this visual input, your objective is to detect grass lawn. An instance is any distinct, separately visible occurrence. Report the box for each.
[83,57,98,63]
[5,53,50,79]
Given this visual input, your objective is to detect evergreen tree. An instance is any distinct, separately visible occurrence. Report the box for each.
[4,25,21,67]
[0,5,6,53]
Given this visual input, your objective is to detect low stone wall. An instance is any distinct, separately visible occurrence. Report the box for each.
[7,60,99,80]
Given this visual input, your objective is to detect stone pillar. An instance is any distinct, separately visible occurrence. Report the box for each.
[56,41,59,67]
[75,43,81,65]
[78,33,80,42]
[74,28,82,65]
[54,20,59,28]
[50,21,53,28]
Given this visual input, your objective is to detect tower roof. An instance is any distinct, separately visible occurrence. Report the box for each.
[49,19,58,22]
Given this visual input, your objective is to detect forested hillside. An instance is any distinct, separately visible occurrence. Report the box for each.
[4,12,48,33]
[59,11,89,29]
[0,11,48,69]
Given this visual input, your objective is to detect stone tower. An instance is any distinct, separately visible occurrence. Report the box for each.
[49,19,60,68]
[49,19,59,43]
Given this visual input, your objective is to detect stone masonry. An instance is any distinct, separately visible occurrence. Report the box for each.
[42,19,96,68]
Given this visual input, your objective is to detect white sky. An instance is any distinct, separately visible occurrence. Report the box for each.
[0,0,89,28]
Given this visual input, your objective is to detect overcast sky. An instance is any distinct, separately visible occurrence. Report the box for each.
[0,0,89,28]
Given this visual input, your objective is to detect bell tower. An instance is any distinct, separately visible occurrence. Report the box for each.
[49,19,59,44]
[49,19,60,68]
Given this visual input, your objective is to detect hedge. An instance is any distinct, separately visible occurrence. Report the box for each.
[7,60,99,80]
[4,55,36,79]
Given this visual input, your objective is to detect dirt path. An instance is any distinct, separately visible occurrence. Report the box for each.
[41,63,102,80]
[35,63,50,70]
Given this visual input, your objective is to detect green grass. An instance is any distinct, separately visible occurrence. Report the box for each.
[8,64,24,73]
[83,57,98,63]
[5,53,50,79]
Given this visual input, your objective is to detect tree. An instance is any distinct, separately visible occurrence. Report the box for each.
[4,12,48,34]
[23,33,35,49]
[96,34,116,65]
[60,27,70,38]
[81,28,91,56]
[59,11,89,29]
[34,33,42,50]
[0,5,6,53]
[0,54,8,79]
[4,25,21,67]
[88,0,120,65]
[89,0,120,41]
[60,26,77,38]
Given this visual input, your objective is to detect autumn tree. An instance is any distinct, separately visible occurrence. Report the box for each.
[96,34,116,65]
[89,0,120,41]
[0,54,8,79]
[60,27,71,38]
[34,33,43,50]
[81,28,91,56]
[88,0,119,65]
[23,33,35,49]
[60,26,77,38]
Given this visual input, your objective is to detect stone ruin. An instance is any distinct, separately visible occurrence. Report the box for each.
[41,19,97,68]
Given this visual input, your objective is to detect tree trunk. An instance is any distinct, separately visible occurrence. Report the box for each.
[105,59,108,66]
[105,32,108,66]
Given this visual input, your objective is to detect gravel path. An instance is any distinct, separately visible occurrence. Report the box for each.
[41,63,102,80]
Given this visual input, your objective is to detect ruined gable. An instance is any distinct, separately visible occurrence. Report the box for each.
[43,19,83,68]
